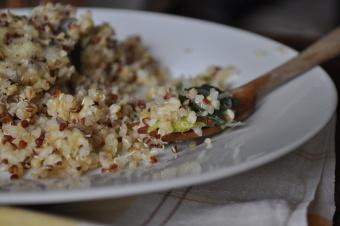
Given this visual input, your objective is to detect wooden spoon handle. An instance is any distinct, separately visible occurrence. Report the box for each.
[241,27,340,98]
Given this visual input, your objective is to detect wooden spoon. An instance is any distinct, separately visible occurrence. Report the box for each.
[162,27,340,142]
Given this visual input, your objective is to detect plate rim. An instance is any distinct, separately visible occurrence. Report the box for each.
[0,8,337,204]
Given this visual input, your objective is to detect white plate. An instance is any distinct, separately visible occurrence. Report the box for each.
[0,8,337,204]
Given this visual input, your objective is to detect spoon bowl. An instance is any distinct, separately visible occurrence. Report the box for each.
[161,27,340,142]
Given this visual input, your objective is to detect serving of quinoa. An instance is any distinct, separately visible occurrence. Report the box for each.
[0,4,236,179]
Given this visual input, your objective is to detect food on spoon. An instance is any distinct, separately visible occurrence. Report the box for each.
[133,84,235,137]
[0,3,238,179]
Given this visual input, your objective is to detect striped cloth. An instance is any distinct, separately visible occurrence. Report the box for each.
[1,117,335,226]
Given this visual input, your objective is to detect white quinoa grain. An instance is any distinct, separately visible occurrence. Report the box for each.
[204,138,213,149]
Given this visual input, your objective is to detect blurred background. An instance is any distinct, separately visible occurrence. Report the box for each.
[2,0,340,66]
[1,0,339,39]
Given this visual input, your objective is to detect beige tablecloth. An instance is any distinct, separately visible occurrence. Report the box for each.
[0,117,335,226]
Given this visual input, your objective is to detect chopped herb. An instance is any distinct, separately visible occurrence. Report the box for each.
[180,84,235,127]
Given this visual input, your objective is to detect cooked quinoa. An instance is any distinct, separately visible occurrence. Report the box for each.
[0,4,237,179]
